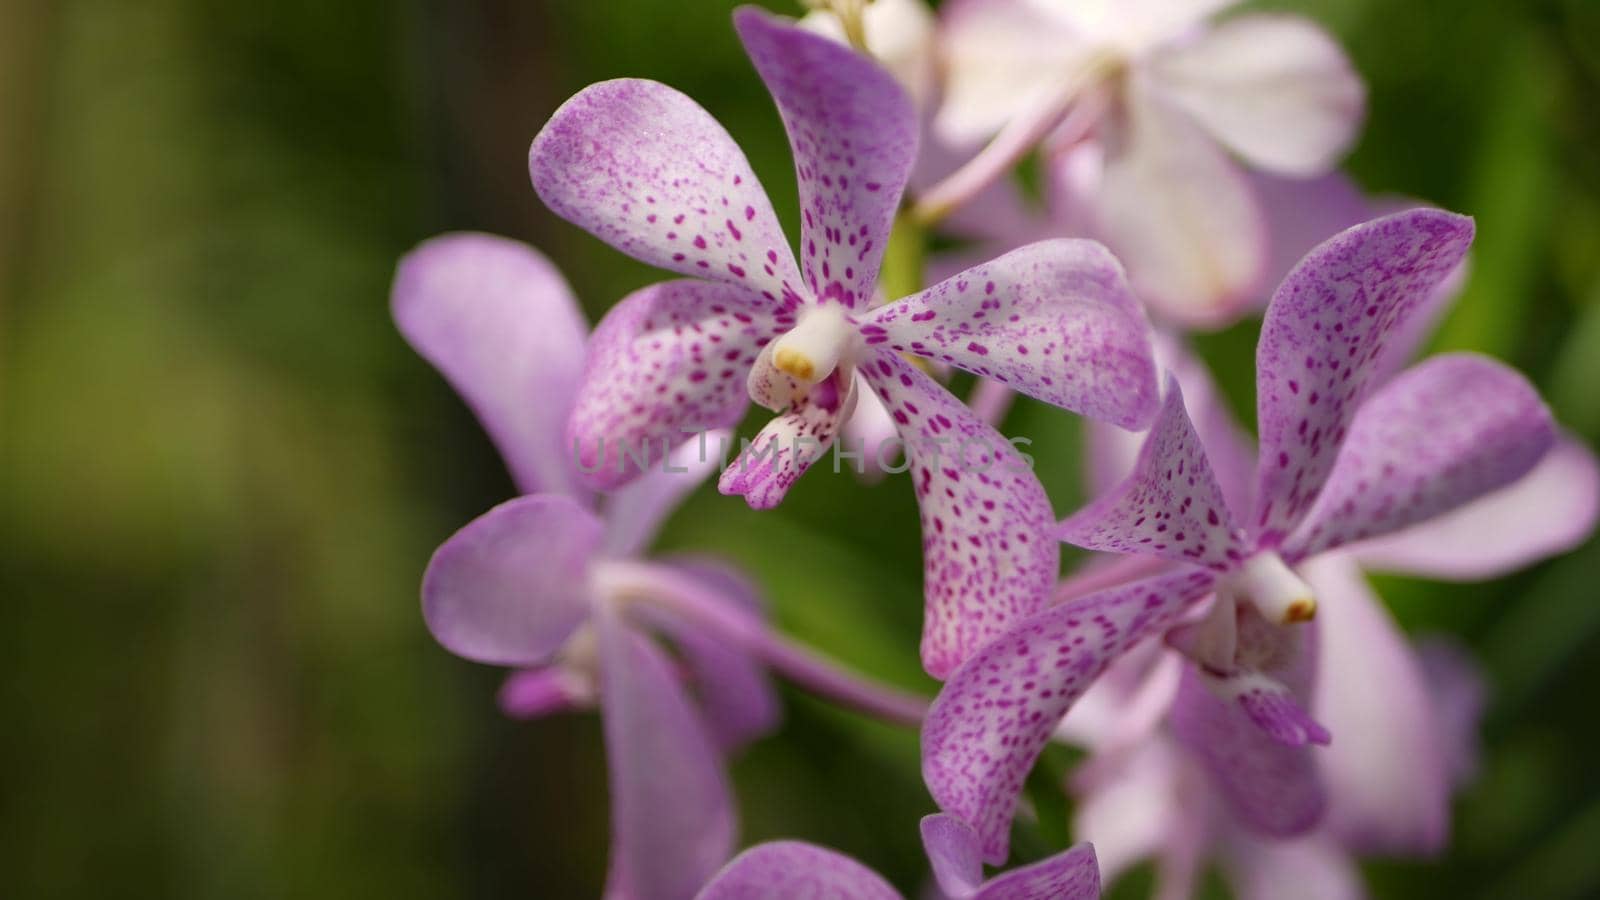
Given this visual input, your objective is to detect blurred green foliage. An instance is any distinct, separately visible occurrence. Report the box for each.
[1,0,1598,898]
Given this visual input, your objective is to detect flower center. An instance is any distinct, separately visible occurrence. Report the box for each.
[1170,552,1315,674]
[1223,551,1317,626]
[771,305,859,386]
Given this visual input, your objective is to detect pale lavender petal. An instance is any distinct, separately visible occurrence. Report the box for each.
[973,843,1101,900]
[1071,739,1189,884]
[1300,553,1449,856]
[736,7,919,309]
[421,495,602,666]
[646,558,782,753]
[1285,354,1554,560]
[1057,378,1247,570]
[568,280,791,489]
[1037,0,1243,50]
[1148,14,1364,177]
[1085,79,1267,327]
[1416,637,1488,790]
[1250,173,1371,308]
[863,240,1159,428]
[530,79,803,304]
[800,0,939,111]
[1170,660,1326,837]
[602,431,732,557]
[392,233,588,497]
[860,351,1061,678]
[599,611,735,900]
[921,814,985,899]
[497,666,591,719]
[1197,669,1330,747]
[923,567,1217,863]
[1253,208,1475,543]
[840,373,903,481]
[1224,833,1363,900]
[718,370,855,509]
[1353,434,1599,581]
[694,841,901,900]
[933,0,1089,146]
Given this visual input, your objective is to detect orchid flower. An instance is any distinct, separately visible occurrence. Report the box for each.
[695,815,1099,900]
[393,233,926,900]
[801,0,937,111]
[530,6,1160,677]
[922,208,1566,863]
[926,0,1365,326]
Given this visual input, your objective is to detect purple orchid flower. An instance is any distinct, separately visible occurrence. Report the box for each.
[392,233,926,900]
[529,6,1160,677]
[921,208,1566,863]
[694,816,1099,900]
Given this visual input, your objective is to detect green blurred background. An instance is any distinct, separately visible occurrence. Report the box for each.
[3,0,1599,897]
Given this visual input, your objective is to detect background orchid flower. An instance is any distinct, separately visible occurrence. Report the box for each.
[694,816,1100,900]
[927,0,1365,326]
[921,208,1565,863]
[529,6,1160,677]
[800,0,937,111]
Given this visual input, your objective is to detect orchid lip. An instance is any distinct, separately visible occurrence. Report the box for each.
[770,304,859,386]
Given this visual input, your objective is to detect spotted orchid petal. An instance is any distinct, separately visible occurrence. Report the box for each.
[735,7,918,310]
[694,841,901,900]
[568,280,790,489]
[864,240,1159,429]
[1086,79,1267,327]
[1169,647,1326,837]
[860,351,1061,678]
[923,567,1218,863]
[1285,353,1554,560]
[1147,15,1364,177]
[1058,378,1247,570]
[1252,208,1475,543]
[1353,434,1599,581]
[972,842,1102,900]
[392,233,588,498]
[921,814,985,899]
[1224,833,1363,900]
[719,369,856,509]
[421,495,602,667]
[530,79,803,305]
[598,609,735,900]
[935,0,1094,146]
[1191,668,1330,748]
[600,430,732,557]
[1301,553,1451,856]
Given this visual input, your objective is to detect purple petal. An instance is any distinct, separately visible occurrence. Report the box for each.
[735,7,918,309]
[602,431,732,557]
[421,495,602,666]
[599,612,736,900]
[1353,433,1599,581]
[1201,669,1330,747]
[392,233,588,497]
[1302,554,1451,855]
[644,558,782,753]
[864,239,1159,428]
[972,842,1101,900]
[1249,173,1372,308]
[1252,208,1475,543]
[497,666,590,719]
[1170,660,1326,837]
[922,567,1217,863]
[1416,637,1488,790]
[530,79,803,304]
[840,373,903,481]
[568,280,790,489]
[1057,378,1247,570]
[694,841,901,900]
[718,371,854,509]
[1285,354,1555,560]
[921,814,985,899]
[860,351,1060,678]
[1223,833,1363,900]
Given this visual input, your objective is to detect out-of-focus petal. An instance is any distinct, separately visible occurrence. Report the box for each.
[1223,832,1362,900]
[1169,662,1326,837]
[860,351,1061,678]
[392,233,588,498]
[1285,354,1554,560]
[1030,0,1243,52]
[800,0,938,110]
[422,495,602,666]
[1148,15,1364,177]
[1086,80,1267,327]
[530,79,803,304]
[1253,209,1475,543]
[694,841,901,900]
[1072,739,1189,883]
[599,611,735,900]
[921,814,986,899]
[736,7,918,310]
[935,0,1092,146]
[1352,434,1599,581]
[1191,668,1329,747]
[719,370,856,509]
[923,567,1217,863]
[602,431,732,557]
[568,280,790,489]
[497,665,591,719]
[974,842,1101,900]
[1415,637,1488,790]
[1249,173,1371,303]
[1301,553,1449,856]
[864,239,1158,428]
[1058,378,1247,570]
[840,372,903,482]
